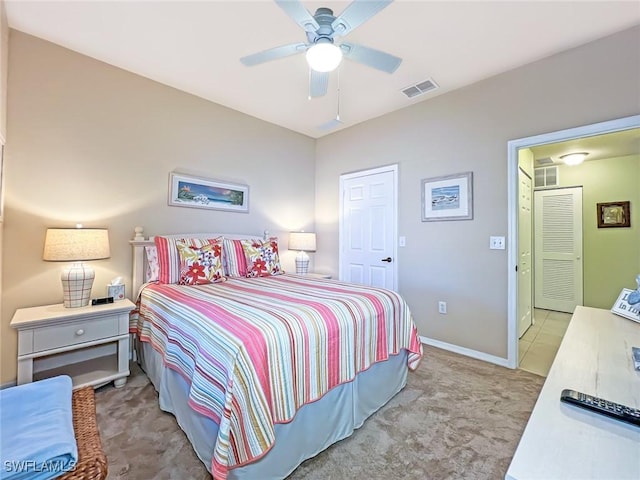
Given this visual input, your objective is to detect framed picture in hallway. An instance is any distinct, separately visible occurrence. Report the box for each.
[597,201,630,228]
[421,171,473,222]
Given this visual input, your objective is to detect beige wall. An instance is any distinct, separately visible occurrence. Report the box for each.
[556,155,640,308]
[1,31,316,383]
[0,0,7,383]
[315,26,640,359]
[0,0,7,140]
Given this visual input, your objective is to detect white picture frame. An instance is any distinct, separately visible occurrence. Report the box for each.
[168,172,249,213]
[421,171,473,221]
[611,288,640,323]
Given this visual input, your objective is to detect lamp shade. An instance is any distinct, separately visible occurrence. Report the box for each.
[289,232,317,252]
[43,228,110,261]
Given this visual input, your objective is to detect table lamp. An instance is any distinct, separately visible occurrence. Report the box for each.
[43,227,110,308]
[289,232,316,275]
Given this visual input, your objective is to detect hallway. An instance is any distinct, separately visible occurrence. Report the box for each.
[518,308,572,377]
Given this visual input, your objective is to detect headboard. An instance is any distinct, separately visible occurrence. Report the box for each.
[129,226,270,297]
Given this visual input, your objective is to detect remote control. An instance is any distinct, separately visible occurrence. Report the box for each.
[560,389,640,427]
[91,296,114,306]
[633,346,640,371]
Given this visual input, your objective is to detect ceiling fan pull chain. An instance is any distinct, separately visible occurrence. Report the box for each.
[336,66,341,121]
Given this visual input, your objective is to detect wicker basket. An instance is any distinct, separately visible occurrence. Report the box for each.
[58,386,108,480]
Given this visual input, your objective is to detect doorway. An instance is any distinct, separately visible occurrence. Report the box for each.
[517,165,533,338]
[506,114,640,369]
[518,186,583,376]
[339,164,398,290]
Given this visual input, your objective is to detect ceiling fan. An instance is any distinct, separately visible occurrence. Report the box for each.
[240,0,402,98]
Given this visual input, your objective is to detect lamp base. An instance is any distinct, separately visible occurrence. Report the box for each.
[61,262,94,308]
[295,251,310,275]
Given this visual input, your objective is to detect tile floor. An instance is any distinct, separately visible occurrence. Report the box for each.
[518,308,572,377]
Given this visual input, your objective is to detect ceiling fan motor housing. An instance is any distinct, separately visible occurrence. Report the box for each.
[307,7,337,44]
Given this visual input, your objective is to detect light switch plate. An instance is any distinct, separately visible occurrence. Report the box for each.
[399,236,406,247]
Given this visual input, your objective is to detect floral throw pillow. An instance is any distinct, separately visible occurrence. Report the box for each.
[242,237,284,277]
[177,240,225,285]
[154,236,222,284]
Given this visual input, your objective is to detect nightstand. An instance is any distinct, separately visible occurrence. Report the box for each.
[10,299,135,389]
[305,273,332,279]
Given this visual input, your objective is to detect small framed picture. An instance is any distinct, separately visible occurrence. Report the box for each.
[597,201,630,228]
[421,172,473,222]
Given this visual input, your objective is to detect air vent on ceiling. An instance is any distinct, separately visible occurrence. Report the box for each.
[534,166,560,188]
[401,78,438,98]
[536,157,554,166]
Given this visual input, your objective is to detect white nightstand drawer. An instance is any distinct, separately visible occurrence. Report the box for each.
[33,316,118,352]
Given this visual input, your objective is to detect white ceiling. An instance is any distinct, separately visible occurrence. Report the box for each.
[5,1,640,138]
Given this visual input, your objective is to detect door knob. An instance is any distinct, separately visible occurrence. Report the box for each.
[381,257,392,263]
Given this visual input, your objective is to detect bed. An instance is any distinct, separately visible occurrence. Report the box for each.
[129,228,423,479]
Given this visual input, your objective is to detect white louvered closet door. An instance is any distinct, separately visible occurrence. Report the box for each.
[534,187,583,313]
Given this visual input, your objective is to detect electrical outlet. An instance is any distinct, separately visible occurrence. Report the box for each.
[438,301,447,314]
[490,236,505,250]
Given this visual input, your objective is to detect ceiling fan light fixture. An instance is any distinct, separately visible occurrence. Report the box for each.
[559,152,589,166]
[306,42,342,72]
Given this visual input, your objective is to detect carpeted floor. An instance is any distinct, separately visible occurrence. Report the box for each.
[95,345,544,479]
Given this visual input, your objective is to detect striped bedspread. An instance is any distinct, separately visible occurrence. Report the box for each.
[131,274,423,478]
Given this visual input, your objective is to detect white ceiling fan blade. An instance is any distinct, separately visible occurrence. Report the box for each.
[274,0,319,33]
[317,117,343,131]
[331,0,393,36]
[309,70,329,98]
[240,43,307,66]
[340,42,402,73]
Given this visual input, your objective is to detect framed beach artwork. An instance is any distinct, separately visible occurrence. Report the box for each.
[421,172,473,222]
[168,172,249,213]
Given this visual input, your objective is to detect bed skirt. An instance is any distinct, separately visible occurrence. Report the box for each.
[138,340,408,479]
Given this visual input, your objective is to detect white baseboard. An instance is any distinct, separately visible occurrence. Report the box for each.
[420,336,511,368]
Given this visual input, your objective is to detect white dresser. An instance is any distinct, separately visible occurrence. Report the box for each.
[506,306,640,479]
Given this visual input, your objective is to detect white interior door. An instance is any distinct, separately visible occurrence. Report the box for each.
[534,187,583,313]
[339,165,397,290]
[518,168,533,338]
